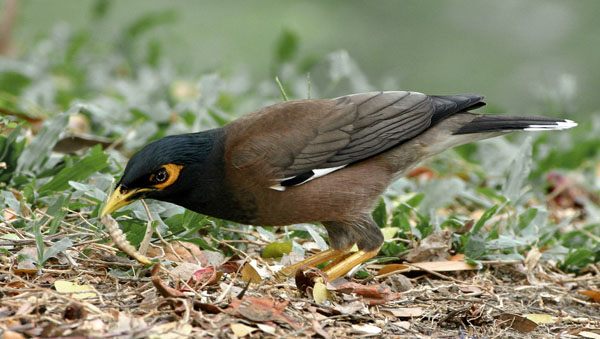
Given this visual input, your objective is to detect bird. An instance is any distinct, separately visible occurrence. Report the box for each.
[101,91,576,281]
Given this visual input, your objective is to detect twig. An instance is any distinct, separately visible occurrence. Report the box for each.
[139,199,154,255]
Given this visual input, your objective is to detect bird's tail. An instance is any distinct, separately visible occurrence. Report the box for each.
[452,114,577,135]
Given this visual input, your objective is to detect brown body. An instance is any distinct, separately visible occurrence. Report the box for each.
[222,94,499,251]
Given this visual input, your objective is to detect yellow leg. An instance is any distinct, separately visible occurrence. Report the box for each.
[322,247,380,281]
[277,246,352,278]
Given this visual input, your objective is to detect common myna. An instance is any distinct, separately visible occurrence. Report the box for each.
[101,91,576,280]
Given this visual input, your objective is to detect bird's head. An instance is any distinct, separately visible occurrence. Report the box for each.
[101,132,217,217]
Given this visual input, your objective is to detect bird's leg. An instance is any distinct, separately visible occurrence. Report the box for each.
[277,246,352,278]
[321,247,381,281]
[320,215,384,281]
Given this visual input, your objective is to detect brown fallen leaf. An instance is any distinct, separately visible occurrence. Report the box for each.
[185,266,222,289]
[2,330,25,339]
[312,318,330,339]
[410,261,477,272]
[380,307,423,318]
[230,323,256,337]
[455,220,474,235]
[406,228,453,262]
[448,253,466,261]
[327,278,402,305]
[495,313,537,333]
[524,313,555,324]
[228,296,301,329]
[151,264,186,298]
[579,289,600,301]
[241,262,262,284]
[378,263,409,275]
[146,242,223,265]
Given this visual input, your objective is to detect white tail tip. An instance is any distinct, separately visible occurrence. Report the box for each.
[524,119,578,131]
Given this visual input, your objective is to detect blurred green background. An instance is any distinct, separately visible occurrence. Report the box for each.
[9,0,600,118]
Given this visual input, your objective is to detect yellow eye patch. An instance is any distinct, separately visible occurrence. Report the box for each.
[153,163,184,190]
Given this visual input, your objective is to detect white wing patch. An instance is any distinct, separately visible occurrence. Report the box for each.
[269,165,347,191]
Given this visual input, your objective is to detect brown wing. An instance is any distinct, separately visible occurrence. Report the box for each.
[225,91,482,188]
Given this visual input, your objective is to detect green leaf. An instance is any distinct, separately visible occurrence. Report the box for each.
[380,241,406,256]
[464,234,486,260]
[0,72,31,96]
[381,227,399,240]
[503,136,532,202]
[472,204,500,234]
[92,0,111,20]
[17,113,70,173]
[518,208,538,230]
[398,193,425,213]
[32,220,45,266]
[372,198,387,228]
[533,137,600,178]
[39,146,109,193]
[46,195,69,235]
[275,29,299,63]
[560,249,595,271]
[261,241,292,258]
[0,125,26,182]
[120,219,147,247]
[275,76,289,101]
[43,238,73,264]
[124,11,177,40]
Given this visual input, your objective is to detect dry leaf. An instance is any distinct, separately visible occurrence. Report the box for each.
[386,273,413,292]
[187,266,222,287]
[170,262,204,281]
[54,280,95,299]
[312,318,330,339]
[332,300,365,315]
[148,322,192,339]
[495,313,537,333]
[378,264,409,275]
[410,261,477,272]
[381,307,423,318]
[524,313,555,324]
[449,254,466,261]
[351,324,382,335]
[579,331,600,339]
[406,228,453,262]
[230,323,256,337]
[393,321,411,330]
[3,330,26,339]
[241,263,262,284]
[579,289,600,301]
[312,282,330,304]
[228,296,301,329]
[151,264,186,298]
[256,323,276,334]
[327,278,402,305]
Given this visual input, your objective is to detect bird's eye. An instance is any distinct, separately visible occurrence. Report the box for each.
[152,168,168,184]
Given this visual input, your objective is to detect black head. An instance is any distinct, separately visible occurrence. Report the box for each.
[102,130,221,215]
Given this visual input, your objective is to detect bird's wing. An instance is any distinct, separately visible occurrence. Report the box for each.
[226,91,483,189]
